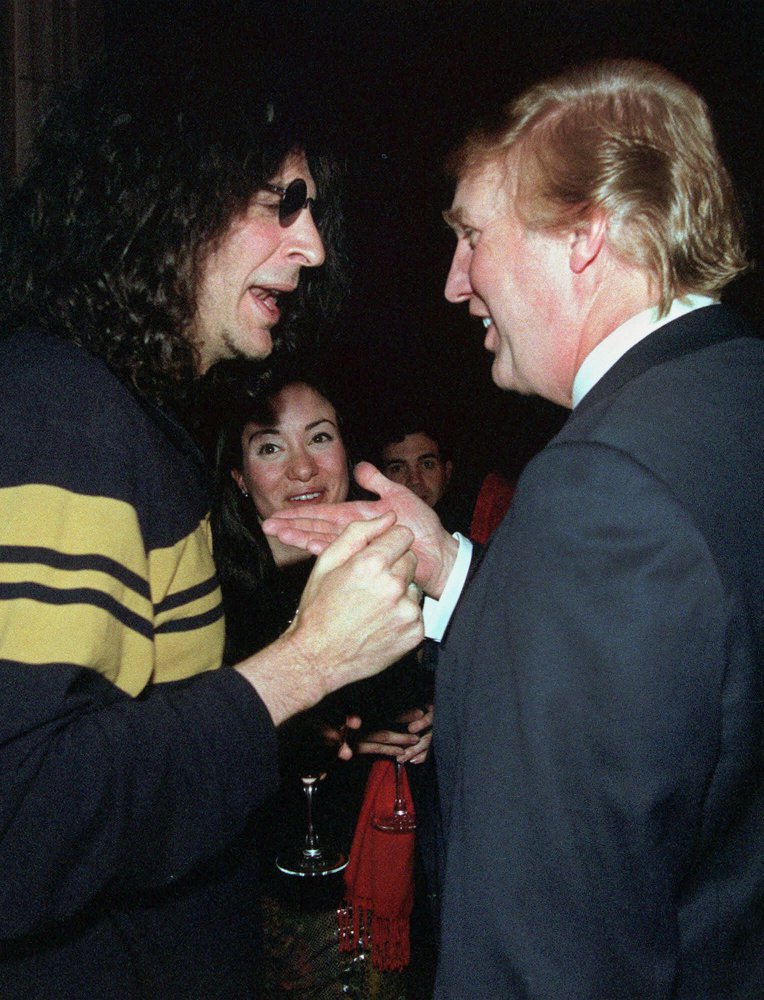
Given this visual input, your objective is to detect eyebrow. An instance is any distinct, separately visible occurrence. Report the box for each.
[442,207,466,230]
[384,451,440,464]
[246,426,278,443]
[246,417,337,441]
[305,418,337,432]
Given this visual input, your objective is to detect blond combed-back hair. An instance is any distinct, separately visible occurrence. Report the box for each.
[449,59,749,313]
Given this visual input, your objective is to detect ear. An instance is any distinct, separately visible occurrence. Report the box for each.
[569,210,608,275]
[444,460,453,486]
[230,468,246,493]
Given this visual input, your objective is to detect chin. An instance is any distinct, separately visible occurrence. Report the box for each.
[239,326,274,361]
[491,360,515,391]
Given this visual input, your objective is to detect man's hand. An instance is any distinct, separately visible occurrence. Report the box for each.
[236,513,424,726]
[262,462,458,598]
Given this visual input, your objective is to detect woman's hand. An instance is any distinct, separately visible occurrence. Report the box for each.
[331,705,434,764]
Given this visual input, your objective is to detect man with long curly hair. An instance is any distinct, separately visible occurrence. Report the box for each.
[0,40,424,1000]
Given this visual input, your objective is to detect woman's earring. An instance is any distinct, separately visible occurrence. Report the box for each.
[240,486,249,498]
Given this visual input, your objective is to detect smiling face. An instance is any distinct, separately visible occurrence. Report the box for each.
[190,151,325,374]
[443,158,582,408]
[232,382,349,524]
[381,432,452,508]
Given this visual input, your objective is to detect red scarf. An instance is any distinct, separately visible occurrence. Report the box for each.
[469,470,515,543]
[338,759,415,970]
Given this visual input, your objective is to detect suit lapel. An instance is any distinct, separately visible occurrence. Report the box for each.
[574,304,749,417]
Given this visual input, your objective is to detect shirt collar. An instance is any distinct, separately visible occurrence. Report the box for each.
[571,294,718,408]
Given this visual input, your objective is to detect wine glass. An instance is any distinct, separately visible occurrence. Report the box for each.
[276,771,348,877]
[373,759,416,834]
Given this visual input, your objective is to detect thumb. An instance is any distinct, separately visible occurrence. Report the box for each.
[354,460,395,497]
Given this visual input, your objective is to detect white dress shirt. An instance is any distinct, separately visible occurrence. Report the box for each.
[572,293,717,407]
[424,294,718,640]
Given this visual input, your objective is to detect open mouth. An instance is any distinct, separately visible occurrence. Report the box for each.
[287,491,323,503]
[250,287,282,317]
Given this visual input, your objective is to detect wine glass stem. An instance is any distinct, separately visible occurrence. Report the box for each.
[393,761,407,816]
[304,782,320,854]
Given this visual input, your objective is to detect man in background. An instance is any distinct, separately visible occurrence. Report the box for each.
[382,425,453,512]
[381,420,513,540]
[380,422,458,523]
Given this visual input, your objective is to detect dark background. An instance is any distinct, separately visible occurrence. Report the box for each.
[105,0,764,491]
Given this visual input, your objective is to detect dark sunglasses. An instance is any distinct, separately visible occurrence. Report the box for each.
[262,177,316,227]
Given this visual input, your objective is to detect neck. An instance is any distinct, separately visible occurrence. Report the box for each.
[574,265,658,381]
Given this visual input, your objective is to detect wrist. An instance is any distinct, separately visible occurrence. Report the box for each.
[428,531,459,599]
[234,625,327,727]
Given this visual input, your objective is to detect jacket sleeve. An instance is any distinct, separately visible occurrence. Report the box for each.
[0,661,278,939]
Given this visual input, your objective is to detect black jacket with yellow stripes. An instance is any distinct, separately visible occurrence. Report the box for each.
[0,328,279,998]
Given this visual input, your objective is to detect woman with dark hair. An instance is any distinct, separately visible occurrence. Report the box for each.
[213,365,349,663]
[210,359,433,998]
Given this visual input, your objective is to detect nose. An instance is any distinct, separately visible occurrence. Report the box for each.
[286,208,325,268]
[287,446,317,482]
[444,240,472,303]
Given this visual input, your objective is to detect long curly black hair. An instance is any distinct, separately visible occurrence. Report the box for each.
[0,41,348,410]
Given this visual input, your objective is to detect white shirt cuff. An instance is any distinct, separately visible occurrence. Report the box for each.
[422,532,473,642]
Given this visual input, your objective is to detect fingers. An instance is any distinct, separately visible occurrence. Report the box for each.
[278,511,423,708]
[407,705,434,733]
[271,525,334,556]
[395,707,425,726]
[331,716,363,761]
[260,512,348,555]
[262,498,381,532]
[313,512,401,575]
[390,551,419,599]
[320,723,344,746]
[356,731,419,757]
[396,729,432,764]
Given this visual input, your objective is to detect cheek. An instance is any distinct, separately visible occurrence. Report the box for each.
[243,462,283,517]
[236,222,283,270]
[494,326,515,360]
[471,244,504,298]
[320,450,350,498]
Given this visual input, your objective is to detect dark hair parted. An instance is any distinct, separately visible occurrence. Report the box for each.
[448,59,749,313]
[207,357,352,661]
[377,415,451,466]
[0,50,347,408]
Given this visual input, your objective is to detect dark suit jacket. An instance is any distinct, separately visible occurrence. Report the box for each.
[432,305,764,999]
